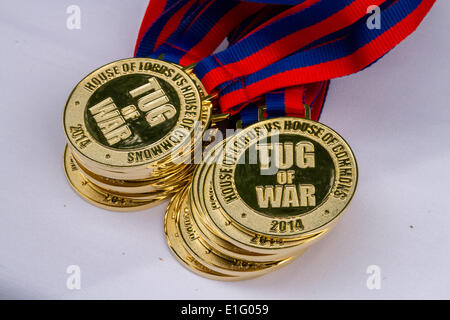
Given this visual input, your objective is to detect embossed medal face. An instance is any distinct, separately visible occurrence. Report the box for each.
[163,117,357,280]
[64,58,204,169]
[234,134,335,218]
[213,117,358,238]
[84,73,181,150]
[191,140,324,256]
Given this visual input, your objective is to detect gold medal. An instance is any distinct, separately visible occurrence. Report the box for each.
[165,186,304,280]
[164,115,358,280]
[64,58,206,172]
[191,139,324,256]
[164,191,237,281]
[62,58,213,210]
[213,117,358,240]
[71,151,193,194]
[176,187,299,277]
[62,58,358,278]
[64,146,168,211]
[197,160,323,256]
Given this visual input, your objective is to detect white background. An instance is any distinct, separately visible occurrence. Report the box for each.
[0,0,449,299]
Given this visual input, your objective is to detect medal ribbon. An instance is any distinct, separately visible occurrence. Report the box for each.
[135,0,435,122]
[225,4,329,122]
[136,0,266,65]
[213,0,435,114]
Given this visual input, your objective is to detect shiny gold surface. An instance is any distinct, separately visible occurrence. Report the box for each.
[164,117,358,280]
[62,58,213,210]
[62,58,358,280]
[64,58,207,170]
[165,187,304,280]
[64,146,168,211]
[164,188,239,281]
[176,188,299,277]
[213,118,358,240]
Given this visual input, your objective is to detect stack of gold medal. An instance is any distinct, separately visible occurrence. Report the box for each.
[63,58,212,211]
[165,116,358,280]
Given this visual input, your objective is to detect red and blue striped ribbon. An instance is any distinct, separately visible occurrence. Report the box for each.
[149,0,265,66]
[266,82,329,119]
[244,0,308,4]
[227,4,289,45]
[194,0,389,93]
[237,82,329,125]
[135,0,200,59]
[134,0,177,56]
[222,0,434,114]
[224,3,330,123]
[135,0,266,65]
[135,0,435,123]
